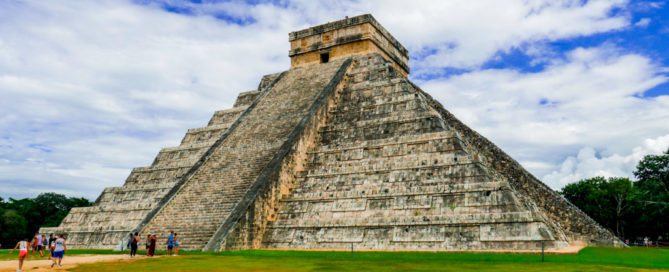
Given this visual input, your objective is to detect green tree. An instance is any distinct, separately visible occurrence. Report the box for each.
[632,148,669,241]
[560,177,637,239]
[0,209,28,245]
[0,193,92,248]
[634,148,669,194]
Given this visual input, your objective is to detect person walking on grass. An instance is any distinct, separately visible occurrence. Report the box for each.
[41,234,47,256]
[10,238,30,272]
[36,232,44,257]
[148,233,157,257]
[129,232,138,257]
[126,233,134,253]
[167,231,174,256]
[48,234,56,260]
[51,234,66,268]
[173,233,179,256]
[30,233,38,257]
[145,234,151,255]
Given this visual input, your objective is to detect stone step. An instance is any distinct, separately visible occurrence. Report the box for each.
[304,158,482,178]
[232,91,260,108]
[295,175,492,196]
[309,131,457,153]
[347,77,404,91]
[101,183,176,193]
[208,106,249,126]
[68,202,156,214]
[328,102,425,124]
[269,212,540,228]
[329,93,419,112]
[151,142,215,167]
[277,203,523,221]
[123,165,191,186]
[180,123,233,145]
[283,181,509,201]
[308,141,465,167]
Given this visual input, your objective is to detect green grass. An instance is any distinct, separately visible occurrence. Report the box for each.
[67,247,669,272]
[2,247,667,271]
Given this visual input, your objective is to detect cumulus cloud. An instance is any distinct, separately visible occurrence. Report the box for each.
[141,0,633,74]
[0,0,666,199]
[0,0,294,199]
[543,134,669,187]
[420,44,669,188]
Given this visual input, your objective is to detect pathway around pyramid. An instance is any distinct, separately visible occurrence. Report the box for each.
[0,255,134,272]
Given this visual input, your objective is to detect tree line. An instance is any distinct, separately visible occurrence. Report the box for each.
[559,149,669,243]
[0,193,91,248]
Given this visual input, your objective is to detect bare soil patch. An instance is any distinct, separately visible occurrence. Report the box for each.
[0,254,146,272]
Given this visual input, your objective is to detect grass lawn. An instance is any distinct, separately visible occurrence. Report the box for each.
[40,247,668,271]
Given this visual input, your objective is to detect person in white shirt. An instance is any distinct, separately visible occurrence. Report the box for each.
[51,234,66,268]
[10,238,31,272]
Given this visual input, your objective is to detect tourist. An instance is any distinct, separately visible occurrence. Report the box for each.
[48,234,56,260]
[36,232,44,257]
[41,234,48,256]
[130,232,139,257]
[167,231,174,256]
[148,233,157,257]
[51,234,66,268]
[30,233,39,257]
[145,234,151,255]
[9,238,30,272]
[127,233,134,253]
[174,233,179,256]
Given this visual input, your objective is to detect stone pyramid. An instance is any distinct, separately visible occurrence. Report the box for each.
[42,14,623,251]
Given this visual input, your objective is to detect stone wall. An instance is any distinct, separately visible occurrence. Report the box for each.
[289,14,409,75]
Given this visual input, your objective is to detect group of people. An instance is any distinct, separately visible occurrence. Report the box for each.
[9,231,180,271]
[9,232,66,272]
[126,231,179,257]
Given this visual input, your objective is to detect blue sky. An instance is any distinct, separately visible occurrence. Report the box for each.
[1,0,668,200]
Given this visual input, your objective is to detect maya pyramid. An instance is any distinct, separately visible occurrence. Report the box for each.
[42,14,624,251]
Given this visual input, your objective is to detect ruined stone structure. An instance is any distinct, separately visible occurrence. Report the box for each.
[42,14,623,251]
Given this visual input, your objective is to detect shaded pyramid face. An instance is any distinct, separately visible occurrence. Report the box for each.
[42,14,622,251]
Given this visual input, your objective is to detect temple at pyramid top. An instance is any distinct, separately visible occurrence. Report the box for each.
[289,14,410,75]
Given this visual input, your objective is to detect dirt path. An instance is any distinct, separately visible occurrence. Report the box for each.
[0,254,146,272]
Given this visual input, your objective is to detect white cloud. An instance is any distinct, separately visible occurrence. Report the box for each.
[0,0,665,200]
[420,44,669,188]
[543,134,669,187]
[139,0,633,73]
[0,0,294,199]
[634,17,651,27]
